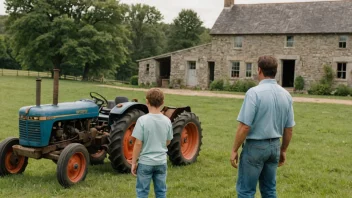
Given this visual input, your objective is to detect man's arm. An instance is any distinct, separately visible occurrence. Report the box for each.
[279,127,293,167]
[131,139,143,176]
[231,122,251,168]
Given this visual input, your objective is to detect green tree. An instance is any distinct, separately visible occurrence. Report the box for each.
[5,0,129,80]
[199,28,212,44]
[168,9,203,51]
[0,15,8,34]
[116,3,166,80]
[0,35,21,69]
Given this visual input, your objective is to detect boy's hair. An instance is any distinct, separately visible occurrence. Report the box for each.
[146,88,164,107]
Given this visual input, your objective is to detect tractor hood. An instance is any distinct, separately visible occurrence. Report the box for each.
[19,101,99,120]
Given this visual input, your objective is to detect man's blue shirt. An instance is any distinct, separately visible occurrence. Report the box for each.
[237,79,295,140]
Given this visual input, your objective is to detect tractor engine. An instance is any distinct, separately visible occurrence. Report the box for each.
[50,119,97,145]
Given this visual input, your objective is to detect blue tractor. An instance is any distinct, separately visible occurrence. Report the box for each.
[0,69,203,188]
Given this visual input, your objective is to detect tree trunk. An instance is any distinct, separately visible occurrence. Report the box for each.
[82,64,90,81]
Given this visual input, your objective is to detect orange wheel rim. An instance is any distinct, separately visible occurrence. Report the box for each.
[181,123,199,160]
[123,123,136,164]
[67,152,86,183]
[4,150,25,174]
[90,150,105,158]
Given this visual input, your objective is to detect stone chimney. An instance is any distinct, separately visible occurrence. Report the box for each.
[224,0,234,7]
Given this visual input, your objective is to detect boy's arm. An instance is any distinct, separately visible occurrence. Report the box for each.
[131,139,143,176]
[166,140,171,146]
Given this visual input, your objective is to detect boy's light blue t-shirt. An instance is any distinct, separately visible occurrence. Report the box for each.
[132,113,173,166]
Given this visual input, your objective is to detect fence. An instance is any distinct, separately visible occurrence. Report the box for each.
[0,68,130,85]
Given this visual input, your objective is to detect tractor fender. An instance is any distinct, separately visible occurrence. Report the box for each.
[108,102,148,125]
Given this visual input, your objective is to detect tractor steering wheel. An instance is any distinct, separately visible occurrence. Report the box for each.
[90,92,109,107]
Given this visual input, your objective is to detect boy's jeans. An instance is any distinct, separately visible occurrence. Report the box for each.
[136,163,167,198]
[236,138,281,198]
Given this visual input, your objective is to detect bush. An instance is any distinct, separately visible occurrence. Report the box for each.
[320,65,335,85]
[308,83,332,95]
[334,84,352,96]
[139,83,145,88]
[225,80,257,92]
[294,76,305,91]
[130,75,138,85]
[210,79,224,91]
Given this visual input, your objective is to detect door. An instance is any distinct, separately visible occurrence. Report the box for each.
[282,60,295,87]
[208,62,215,84]
[187,61,197,86]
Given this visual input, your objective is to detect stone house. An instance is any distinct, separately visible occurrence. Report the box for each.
[138,0,352,89]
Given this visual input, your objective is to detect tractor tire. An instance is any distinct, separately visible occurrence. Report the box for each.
[0,137,28,176]
[108,109,145,173]
[89,149,107,165]
[56,143,89,188]
[168,111,202,166]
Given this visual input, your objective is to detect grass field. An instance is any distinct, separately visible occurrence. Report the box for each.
[0,76,351,198]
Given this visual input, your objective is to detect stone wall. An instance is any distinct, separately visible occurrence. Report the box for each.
[211,34,352,88]
[170,44,212,89]
[138,59,157,85]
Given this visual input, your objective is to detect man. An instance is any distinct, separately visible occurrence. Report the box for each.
[230,56,295,198]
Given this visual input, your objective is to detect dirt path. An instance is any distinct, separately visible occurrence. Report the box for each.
[99,85,352,106]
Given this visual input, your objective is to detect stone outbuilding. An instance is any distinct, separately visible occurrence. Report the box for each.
[138,0,352,89]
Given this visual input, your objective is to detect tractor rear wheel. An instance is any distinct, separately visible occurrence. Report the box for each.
[0,137,28,176]
[57,143,89,188]
[108,109,145,173]
[168,112,202,165]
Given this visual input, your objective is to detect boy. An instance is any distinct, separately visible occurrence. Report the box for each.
[131,88,173,198]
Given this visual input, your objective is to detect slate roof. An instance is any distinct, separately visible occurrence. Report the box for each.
[210,1,352,35]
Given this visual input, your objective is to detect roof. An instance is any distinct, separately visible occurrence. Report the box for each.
[210,1,352,35]
[137,43,211,62]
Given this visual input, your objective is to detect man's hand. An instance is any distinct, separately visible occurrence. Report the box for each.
[279,151,286,167]
[230,150,239,168]
[131,163,138,176]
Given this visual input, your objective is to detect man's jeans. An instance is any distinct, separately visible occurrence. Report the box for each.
[236,138,280,198]
[136,163,167,198]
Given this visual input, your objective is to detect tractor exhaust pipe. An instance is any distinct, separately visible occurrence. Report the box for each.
[36,78,41,107]
[53,69,60,106]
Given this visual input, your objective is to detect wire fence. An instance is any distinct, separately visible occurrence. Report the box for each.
[0,68,130,85]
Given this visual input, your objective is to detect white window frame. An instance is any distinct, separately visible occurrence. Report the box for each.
[231,62,240,78]
[286,36,294,48]
[246,63,252,78]
[339,36,348,49]
[188,61,196,70]
[234,36,243,48]
[337,63,347,79]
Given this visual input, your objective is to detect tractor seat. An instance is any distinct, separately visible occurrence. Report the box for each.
[100,96,129,114]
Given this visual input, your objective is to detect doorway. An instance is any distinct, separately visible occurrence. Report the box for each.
[282,60,295,87]
[208,62,215,84]
[156,57,171,87]
[187,61,197,87]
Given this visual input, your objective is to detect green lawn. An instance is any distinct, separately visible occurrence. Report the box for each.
[0,76,351,198]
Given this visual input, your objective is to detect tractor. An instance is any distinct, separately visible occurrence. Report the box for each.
[0,69,203,188]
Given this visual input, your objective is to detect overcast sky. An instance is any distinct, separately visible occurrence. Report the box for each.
[0,0,339,27]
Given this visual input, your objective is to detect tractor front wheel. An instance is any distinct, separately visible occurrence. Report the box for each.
[56,143,89,188]
[168,112,203,165]
[0,137,28,176]
[108,109,145,173]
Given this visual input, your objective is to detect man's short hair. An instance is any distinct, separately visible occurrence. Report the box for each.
[258,56,278,78]
[146,88,164,107]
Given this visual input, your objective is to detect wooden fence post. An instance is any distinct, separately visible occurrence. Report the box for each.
[28,70,30,77]
[17,70,19,76]
[1,68,3,76]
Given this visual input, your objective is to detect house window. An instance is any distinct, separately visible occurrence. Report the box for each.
[337,63,347,79]
[286,36,294,47]
[234,36,243,48]
[246,63,252,77]
[231,62,240,78]
[188,61,196,69]
[339,36,347,48]
[146,64,149,74]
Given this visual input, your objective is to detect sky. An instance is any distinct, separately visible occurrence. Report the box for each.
[0,0,339,28]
